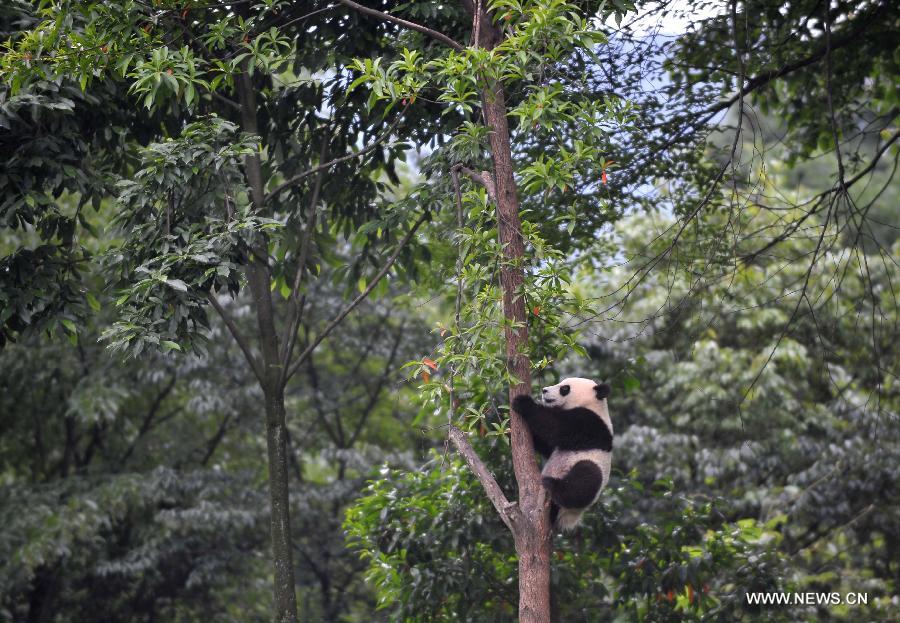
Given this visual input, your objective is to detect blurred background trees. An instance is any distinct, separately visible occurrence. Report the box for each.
[1,0,897,621]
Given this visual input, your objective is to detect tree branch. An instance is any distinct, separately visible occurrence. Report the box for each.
[206,292,265,385]
[199,412,234,466]
[453,163,497,203]
[283,212,428,384]
[347,321,405,447]
[280,137,329,377]
[265,113,404,202]
[740,128,900,264]
[449,426,519,532]
[117,373,177,468]
[336,0,464,51]
[704,1,888,119]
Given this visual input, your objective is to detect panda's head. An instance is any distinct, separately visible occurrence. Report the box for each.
[541,377,610,409]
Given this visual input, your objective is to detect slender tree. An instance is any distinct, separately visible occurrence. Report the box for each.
[341,1,632,618]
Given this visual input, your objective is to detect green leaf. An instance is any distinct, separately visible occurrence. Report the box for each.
[165,278,189,292]
[61,318,78,334]
[161,340,182,352]
[86,292,101,312]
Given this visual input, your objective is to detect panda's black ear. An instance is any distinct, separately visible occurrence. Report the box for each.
[594,383,610,400]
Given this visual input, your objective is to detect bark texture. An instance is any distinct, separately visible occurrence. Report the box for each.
[236,68,299,623]
[483,81,552,623]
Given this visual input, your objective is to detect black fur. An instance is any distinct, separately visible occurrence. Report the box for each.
[549,502,560,526]
[543,461,604,509]
[512,394,613,456]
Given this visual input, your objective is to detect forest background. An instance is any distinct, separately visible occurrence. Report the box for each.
[1,0,897,621]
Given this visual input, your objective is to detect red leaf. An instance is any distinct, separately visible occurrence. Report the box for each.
[422,357,438,370]
[422,371,431,383]
[601,170,608,185]
[532,306,540,316]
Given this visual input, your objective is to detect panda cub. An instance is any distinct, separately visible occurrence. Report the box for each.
[513,378,613,531]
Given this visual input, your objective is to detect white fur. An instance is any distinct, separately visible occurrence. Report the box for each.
[541,377,613,530]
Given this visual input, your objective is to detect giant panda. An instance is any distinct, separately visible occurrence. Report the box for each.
[512,377,613,531]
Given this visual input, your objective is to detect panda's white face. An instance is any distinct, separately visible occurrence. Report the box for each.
[541,377,608,409]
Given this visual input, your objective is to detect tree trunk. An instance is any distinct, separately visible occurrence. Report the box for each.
[236,68,299,623]
[468,5,552,619]
[483,79,552,623]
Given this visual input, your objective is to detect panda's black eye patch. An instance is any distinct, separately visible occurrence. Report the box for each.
[560,385,570,396]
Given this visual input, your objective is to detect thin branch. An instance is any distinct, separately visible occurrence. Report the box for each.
[823,2,846,188]
[336,0,464,51]
[283,212,429,384]
[448,426,519,532]
[443,165,466,468]
[117,373,177,468]
[347,321,406,447]
[740,129,900,264]
[200,412,234,466]
[699,2,887,121]
[264,113,404,202]
[280,136,330,378]
[206,292,265,385]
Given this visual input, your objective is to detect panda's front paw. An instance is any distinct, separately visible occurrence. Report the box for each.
[512,394,537,416]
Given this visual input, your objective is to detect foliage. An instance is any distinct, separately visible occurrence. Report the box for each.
[0,468,267,623]
[101,117,273,355]
[1,0,898,621]
[345,450,792,622]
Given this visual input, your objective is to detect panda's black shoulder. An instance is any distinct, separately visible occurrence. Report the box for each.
[556,406,613,452]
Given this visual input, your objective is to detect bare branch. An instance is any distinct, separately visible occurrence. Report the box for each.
[206,292,265,385]
[449,426,519,532]
[336,0,464,51]
[283,212,429,385]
